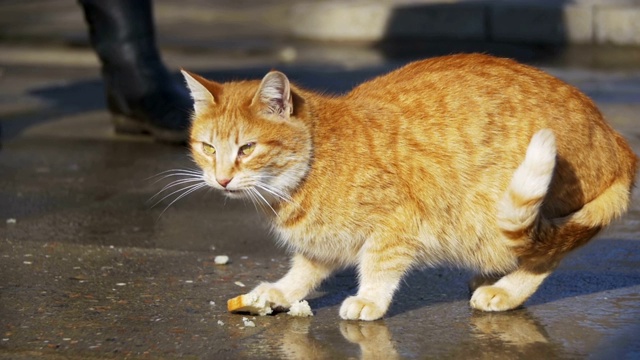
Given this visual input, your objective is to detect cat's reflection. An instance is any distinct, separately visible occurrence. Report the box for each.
[276,309,551,359]
[470,309,550,346]
[277,318,399,360]
[339,321,400,360]
[278,318,334,360]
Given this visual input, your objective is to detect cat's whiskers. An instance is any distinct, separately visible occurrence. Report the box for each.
[148,168,203,178]
[148,169,207,218]
[146,168,203,185]
[241,189,260,213]
[248,175,294,203]
[254,183,292,204]
[244,187,264,213]
[150,181,203,208]
[157,182,208,218]
[230,178,264,212]
[248,187,278,217]
[149,178,204,203]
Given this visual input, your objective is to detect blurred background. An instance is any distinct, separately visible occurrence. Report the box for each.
[1,0,640,141]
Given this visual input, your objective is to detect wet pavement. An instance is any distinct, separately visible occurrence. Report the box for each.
[2,1,640,359]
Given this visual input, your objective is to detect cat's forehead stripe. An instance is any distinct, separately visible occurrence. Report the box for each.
[208,122,214,144]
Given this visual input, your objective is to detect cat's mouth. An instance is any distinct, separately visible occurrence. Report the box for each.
[222,188,245,198]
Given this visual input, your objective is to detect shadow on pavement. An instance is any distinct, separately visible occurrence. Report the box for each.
[304,239,640,320]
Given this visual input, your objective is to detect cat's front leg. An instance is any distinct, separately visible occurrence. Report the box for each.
[340,239,415,321]
[249,253,335,309]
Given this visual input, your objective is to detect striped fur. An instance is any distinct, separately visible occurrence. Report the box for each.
[183,54,637,320]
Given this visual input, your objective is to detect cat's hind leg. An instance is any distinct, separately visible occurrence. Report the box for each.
[470,129,558,311]
[469,262,556,311]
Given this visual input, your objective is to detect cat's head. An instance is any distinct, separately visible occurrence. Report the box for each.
[181,70,312,202]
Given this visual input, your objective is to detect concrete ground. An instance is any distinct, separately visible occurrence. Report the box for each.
[1,1,640,359]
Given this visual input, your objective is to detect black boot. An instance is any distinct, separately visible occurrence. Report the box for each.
[79,0,192,143]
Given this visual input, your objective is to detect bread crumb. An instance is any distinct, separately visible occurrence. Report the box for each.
[234,281,245,287]
[6,218,16,224]
[214,255,229,265]
[242,317,256,327]
[287,300,313,317]
[217,320,224,326]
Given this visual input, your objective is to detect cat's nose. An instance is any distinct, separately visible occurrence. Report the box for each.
[217,177,233,188]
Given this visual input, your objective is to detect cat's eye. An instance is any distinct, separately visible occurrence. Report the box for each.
[202,143,216,156]
[239,142,256,156]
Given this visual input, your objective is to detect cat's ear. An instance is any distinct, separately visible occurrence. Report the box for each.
[181,69,222,114]
[251,71,293,120]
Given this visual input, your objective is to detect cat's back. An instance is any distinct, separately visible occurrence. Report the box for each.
[349,53,559,102]
[341,53,635,219]
[345,53,583,142]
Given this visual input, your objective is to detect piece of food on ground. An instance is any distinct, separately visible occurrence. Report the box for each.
[287,300,313,317]
[227,293,273,316]
[214,255,229,265]
[242,317,256,327]
[227,294,314,317]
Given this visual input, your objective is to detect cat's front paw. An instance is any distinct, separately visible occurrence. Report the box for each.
[251,282,291,310]
[470,286,519,312]
[340,296,386,321]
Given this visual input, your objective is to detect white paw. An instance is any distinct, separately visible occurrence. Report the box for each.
[339,296,386,321]
[251,282,291,309]
[470,286,518,312]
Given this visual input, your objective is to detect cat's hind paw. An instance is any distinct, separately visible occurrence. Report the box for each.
[470,286,520,312]
[340,296,386,321]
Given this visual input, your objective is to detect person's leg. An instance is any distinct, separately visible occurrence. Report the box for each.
[79,0,192,143]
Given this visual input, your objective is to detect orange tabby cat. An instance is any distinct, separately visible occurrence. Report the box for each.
[181,54,637,321]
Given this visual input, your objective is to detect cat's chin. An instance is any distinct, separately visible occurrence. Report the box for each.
[221,189,246,199]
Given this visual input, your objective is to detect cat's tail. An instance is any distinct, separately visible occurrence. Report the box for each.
[498,129,636,259]
[497,129,556,245]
